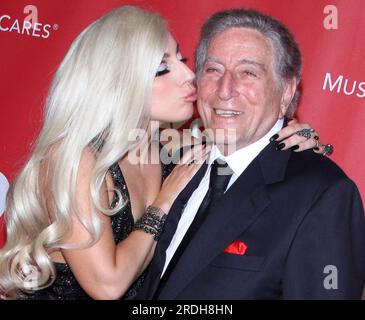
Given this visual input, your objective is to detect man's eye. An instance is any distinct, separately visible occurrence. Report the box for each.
[155,62,170,77]
[205,67,218,73]
[243,70,257,77]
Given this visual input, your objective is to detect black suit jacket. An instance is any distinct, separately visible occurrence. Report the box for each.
[137,141,365,299]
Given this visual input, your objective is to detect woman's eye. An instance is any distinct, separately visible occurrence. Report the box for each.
[155,62,170,77]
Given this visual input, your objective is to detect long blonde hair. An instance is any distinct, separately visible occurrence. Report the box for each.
[0,6,168,297]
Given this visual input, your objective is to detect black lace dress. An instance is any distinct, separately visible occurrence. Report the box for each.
[18,154,174,300]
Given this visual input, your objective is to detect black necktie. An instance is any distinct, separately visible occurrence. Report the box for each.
[154,158,233,298]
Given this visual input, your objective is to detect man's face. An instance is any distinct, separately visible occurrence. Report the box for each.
[197,27,292,151]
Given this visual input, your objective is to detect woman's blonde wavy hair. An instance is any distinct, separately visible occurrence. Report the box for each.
[0,6,168,298]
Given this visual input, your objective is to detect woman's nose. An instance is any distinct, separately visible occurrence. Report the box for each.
[180,61,195,85]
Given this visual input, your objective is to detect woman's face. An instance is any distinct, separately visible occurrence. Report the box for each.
[150,34,196,123]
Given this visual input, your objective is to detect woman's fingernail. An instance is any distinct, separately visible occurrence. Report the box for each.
[290,145,299,151]
[313,147,320,151]
[276,142,285,150]
[270,134,279,142]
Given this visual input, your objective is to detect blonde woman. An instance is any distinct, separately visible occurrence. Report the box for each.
[0,6,325,300]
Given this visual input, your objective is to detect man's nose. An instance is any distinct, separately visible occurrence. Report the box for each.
[217,71,239,100]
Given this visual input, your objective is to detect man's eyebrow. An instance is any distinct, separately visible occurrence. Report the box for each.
[238,58,267,72]
[206,57,267,72]
[205,57,221,63]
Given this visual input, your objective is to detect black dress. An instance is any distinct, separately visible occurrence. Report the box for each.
[18,155,174,300]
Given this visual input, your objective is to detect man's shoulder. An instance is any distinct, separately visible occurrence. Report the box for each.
[287,149,350,185]
[274,150,362,210]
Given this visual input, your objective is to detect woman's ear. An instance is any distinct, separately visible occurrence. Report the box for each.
[279,78,297,117]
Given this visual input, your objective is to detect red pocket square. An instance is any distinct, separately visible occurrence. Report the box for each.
[224,240,247,255]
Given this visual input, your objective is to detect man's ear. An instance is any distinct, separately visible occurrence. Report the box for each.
[279,78,297,117]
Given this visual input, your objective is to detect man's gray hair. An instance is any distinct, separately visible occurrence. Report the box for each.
[195,9,302,118]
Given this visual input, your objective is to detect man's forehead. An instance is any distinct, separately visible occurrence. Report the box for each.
[212,27,268,41]
[205,56,267,71]
[208,28,271,53]
[205,29,273,70]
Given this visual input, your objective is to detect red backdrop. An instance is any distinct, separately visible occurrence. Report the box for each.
[1,0,364,245]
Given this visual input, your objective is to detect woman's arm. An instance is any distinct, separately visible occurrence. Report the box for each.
[58,145,207,299]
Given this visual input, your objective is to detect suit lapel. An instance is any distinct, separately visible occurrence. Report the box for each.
[141,162,208,299]
[158,142,291,299]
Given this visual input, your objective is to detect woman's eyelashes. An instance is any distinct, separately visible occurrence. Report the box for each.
[156,61,170,77]
[155,54,188,77]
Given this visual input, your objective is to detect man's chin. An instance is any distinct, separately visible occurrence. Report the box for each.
[202,127,237,141]
[211,136,243,155]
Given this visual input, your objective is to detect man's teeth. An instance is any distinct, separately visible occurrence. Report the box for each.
[215,109,243,116]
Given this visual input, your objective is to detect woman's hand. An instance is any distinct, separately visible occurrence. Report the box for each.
[271,119,333,155]
[152,144,210,214]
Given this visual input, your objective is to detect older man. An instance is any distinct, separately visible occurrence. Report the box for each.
[137,9,365,299]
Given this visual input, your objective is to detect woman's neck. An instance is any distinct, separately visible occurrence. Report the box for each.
[126,120,161,167]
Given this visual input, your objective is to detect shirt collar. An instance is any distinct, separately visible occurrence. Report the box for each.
[208,118,284,177]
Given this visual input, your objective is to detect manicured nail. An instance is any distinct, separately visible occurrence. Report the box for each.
[314,136,319,140]
[276,142,285,150]
[313,147,320,151]
[290,145,299,151]
[270,134,279,142]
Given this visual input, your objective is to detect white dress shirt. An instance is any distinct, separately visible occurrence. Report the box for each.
[161,118,284,276]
